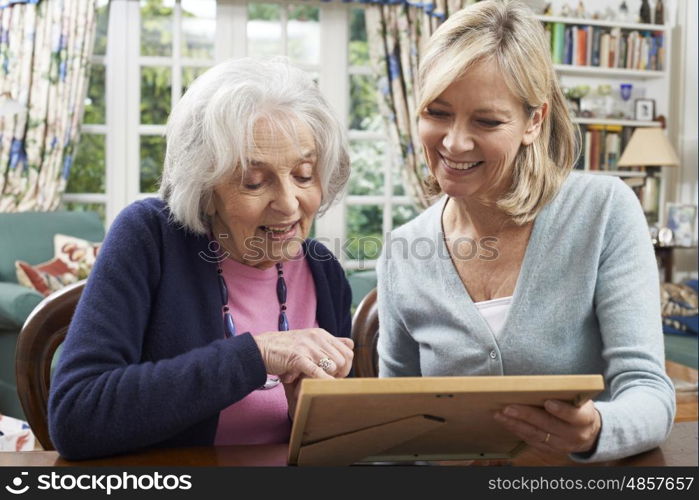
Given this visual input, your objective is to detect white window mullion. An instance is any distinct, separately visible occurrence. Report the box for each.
[138,125,168,136]
[346,195,412,205]
[105,0,132,227]
[139,56,174,66]
[348,130,385,141]
[315,2,349,260]
[126,0,141,204]
[82,124,108,135]
[216,0,247,60]
[172,1,183,103]
[281,2,288,56]
[63,193,108,204]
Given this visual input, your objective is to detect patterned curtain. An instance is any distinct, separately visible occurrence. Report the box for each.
[365,0,477,210]
[0,0,97,212]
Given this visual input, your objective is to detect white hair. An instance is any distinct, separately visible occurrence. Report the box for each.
[159,57,350,234]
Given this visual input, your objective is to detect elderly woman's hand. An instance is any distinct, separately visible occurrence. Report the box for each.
[253,328,354,382]
[493,399,602,455]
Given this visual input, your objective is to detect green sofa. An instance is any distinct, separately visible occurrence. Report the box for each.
[347,269,377,311]
[0,211,104,419]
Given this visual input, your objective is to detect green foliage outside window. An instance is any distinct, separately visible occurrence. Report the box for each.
[140,135,167,193]
[346,205,383,261]
[93,0,109,56]
[349,8,369,66]
[140,0,174,57]
[141,66,172,125]
[66,134,105,194]
[83,64,105,125]
[248,2,280,21]
[62,202,106,223]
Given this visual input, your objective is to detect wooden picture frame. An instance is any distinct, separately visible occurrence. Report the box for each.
[288,375,604,466]
[635,98,655,121]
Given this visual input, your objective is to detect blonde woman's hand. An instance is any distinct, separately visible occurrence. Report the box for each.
[493,399,602,454]
[253,328,354,382]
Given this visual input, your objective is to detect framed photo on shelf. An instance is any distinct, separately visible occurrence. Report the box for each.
[635,98,655,121]
[666,204,697,246]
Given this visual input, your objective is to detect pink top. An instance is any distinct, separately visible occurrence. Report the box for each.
[214,254,318,445]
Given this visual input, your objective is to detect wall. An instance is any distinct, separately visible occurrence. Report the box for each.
[671,0,697,280]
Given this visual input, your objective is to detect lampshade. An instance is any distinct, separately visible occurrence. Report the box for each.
[617,127,680,167]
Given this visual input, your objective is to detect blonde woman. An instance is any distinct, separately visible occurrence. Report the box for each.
[377,0,674,462]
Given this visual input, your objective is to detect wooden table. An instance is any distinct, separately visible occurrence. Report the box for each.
[0,421,695,467]
[3,362,695,468]
[654,244,697,283]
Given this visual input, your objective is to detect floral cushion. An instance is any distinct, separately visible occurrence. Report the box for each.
[53,234,100,280]
[15,258,76,296]
[14,234,101,296]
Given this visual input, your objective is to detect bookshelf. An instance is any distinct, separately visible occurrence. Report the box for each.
[572,117,661,127]
[534,6,674,225]
[544,21,665,71]
[534,15,667,32]
[554,64,664,79]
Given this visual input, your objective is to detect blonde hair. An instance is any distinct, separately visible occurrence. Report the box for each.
[160,57,350,234]
[418,0,578,223]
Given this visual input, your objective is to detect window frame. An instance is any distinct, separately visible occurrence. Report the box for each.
[68,0,416,269]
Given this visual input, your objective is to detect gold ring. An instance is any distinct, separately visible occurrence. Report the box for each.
[544,432,551,443]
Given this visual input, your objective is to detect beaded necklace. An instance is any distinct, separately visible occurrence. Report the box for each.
[214,239,288,390]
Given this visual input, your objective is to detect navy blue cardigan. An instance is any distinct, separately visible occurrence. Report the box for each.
[48,198,352,460]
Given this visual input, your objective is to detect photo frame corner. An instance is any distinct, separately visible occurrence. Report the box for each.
[634,98,656,121]
[665,203,698,247]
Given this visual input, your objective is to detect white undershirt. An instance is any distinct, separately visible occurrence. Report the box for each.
[474,296,512,337]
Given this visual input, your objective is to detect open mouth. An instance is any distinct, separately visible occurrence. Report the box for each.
[259,222,299,239]
[441,155,484,171]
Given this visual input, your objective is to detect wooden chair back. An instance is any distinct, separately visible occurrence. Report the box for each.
[351,288,379,378]
[15,280,85,450]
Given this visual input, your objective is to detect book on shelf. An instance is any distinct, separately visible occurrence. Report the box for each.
[552,22,565,64]
[619,36,627,70]
[582,130,592,171]
[576,27,588,66]
[564,25,574,64]
[577,124,628,172]
[591,27,601,66]
[600,32,610,67]
[542,20,664,71]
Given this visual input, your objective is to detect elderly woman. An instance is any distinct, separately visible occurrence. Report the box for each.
[377,0,675,462]
[48,58,354,460]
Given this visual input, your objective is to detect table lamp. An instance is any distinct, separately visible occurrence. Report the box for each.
[617,127,679,221]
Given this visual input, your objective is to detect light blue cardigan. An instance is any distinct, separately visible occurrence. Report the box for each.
[377,172,675,462]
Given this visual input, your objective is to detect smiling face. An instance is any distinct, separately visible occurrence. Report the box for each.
[210,118,321,268]
[418,59,546,203]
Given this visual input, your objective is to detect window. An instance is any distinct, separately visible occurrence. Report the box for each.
[137,0,216,194]
[344,6,418,270]
[66,0,418,268]
[61,0,110,221]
